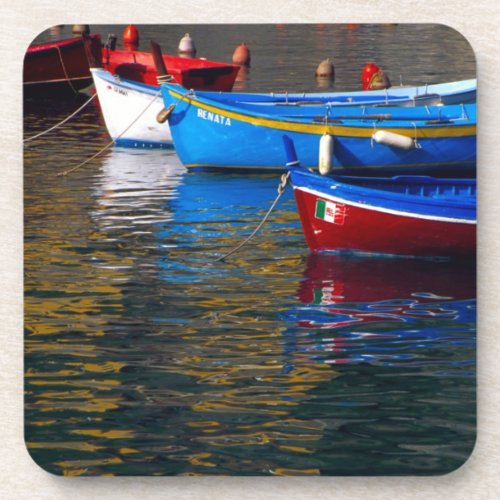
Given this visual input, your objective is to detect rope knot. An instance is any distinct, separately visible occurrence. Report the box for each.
[277,171,290,195]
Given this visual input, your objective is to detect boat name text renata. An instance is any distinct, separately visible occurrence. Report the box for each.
[197,108,232,126]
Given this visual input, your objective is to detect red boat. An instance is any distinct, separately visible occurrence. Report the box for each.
[284,136,476,258]
[24,34,102,97]
[291,168,476,258]
[100,46,240,91]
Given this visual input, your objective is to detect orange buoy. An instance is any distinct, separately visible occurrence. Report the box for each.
[178,33,196,57]
[232,43,251,66]
[123,24,139,50]
[315,58,335,78]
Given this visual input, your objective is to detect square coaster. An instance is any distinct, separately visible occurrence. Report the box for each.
[24,23,476,476]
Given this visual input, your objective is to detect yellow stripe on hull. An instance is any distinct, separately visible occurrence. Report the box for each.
[169,90,476,139]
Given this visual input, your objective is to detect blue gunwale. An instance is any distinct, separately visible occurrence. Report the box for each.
[290,168,476,223]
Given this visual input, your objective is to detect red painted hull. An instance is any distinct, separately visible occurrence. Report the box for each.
[101,48,240,91]
[293,187,476,257]
[24,35,101,97]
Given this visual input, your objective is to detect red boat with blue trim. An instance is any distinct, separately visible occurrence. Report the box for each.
[284,136,476,258]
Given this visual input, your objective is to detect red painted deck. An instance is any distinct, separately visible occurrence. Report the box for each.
[101,48,240,91]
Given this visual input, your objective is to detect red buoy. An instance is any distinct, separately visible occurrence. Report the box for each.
[123,24,139,49]
[232,43,251,66]
[361,62,391,90]
[361,63,380,90]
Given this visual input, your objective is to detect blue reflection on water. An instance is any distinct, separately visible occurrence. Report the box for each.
[282,253,476,372]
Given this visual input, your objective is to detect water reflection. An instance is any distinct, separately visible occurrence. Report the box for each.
[285,254,476,369]
[91,147,184,232]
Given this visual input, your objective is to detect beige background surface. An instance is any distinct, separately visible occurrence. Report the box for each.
[2,1,499,498]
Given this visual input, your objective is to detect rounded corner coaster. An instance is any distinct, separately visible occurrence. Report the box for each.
[24,23,476,477]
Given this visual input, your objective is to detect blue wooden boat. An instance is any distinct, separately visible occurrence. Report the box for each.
[160,83,476,175]
[194,78,476,108]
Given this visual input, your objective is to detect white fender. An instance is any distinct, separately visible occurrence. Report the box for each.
[372,130,415,150]
[318,134,334,175]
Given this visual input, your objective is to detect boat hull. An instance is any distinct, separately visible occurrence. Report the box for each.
[91,68,172,148]
[291,169,476,257]
[24,35,101,97]
[162,85,476,175]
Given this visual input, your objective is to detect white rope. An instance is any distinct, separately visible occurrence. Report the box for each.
[57,88,162,177]
[156,74,173,84]
[24,93,97,143]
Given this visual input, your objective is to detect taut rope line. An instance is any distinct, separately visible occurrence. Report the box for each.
[57,89,162,177]
[214,171,291,262]
[24,93,97,143]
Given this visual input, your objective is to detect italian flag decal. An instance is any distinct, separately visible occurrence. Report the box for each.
[315,199,346,225]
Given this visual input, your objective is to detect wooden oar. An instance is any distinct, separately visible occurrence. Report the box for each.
[150,40,169,81]
[150,40,176,123]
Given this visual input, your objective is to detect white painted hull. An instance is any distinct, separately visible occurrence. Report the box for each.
[91,68,172,148]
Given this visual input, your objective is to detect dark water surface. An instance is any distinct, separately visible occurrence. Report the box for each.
[24,24,476,476]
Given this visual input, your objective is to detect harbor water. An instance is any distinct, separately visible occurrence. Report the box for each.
[24,24,476,476]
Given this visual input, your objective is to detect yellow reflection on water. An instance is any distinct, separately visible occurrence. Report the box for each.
[119,447,140,455]
[63,468,89,476]
[188,452,217,468]
[79,361,126,373]
[54,456,123,469]
[271,467,320,476]
[71,429,135,440]
[26,441,104,452]
[34,397,122,413]
[29,378,120,389]
[276,445,315,453]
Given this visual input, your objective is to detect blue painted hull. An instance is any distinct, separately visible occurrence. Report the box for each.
[161,84,476,175]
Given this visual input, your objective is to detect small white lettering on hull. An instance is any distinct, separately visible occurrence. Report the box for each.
[197,108,232,126]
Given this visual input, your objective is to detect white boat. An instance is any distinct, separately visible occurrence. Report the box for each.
[91,67,173,148]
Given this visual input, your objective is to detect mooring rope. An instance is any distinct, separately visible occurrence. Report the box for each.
[56,45,79,95]
[214,171,291,262]
[56,89,162,177]
[24,93,97,143]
